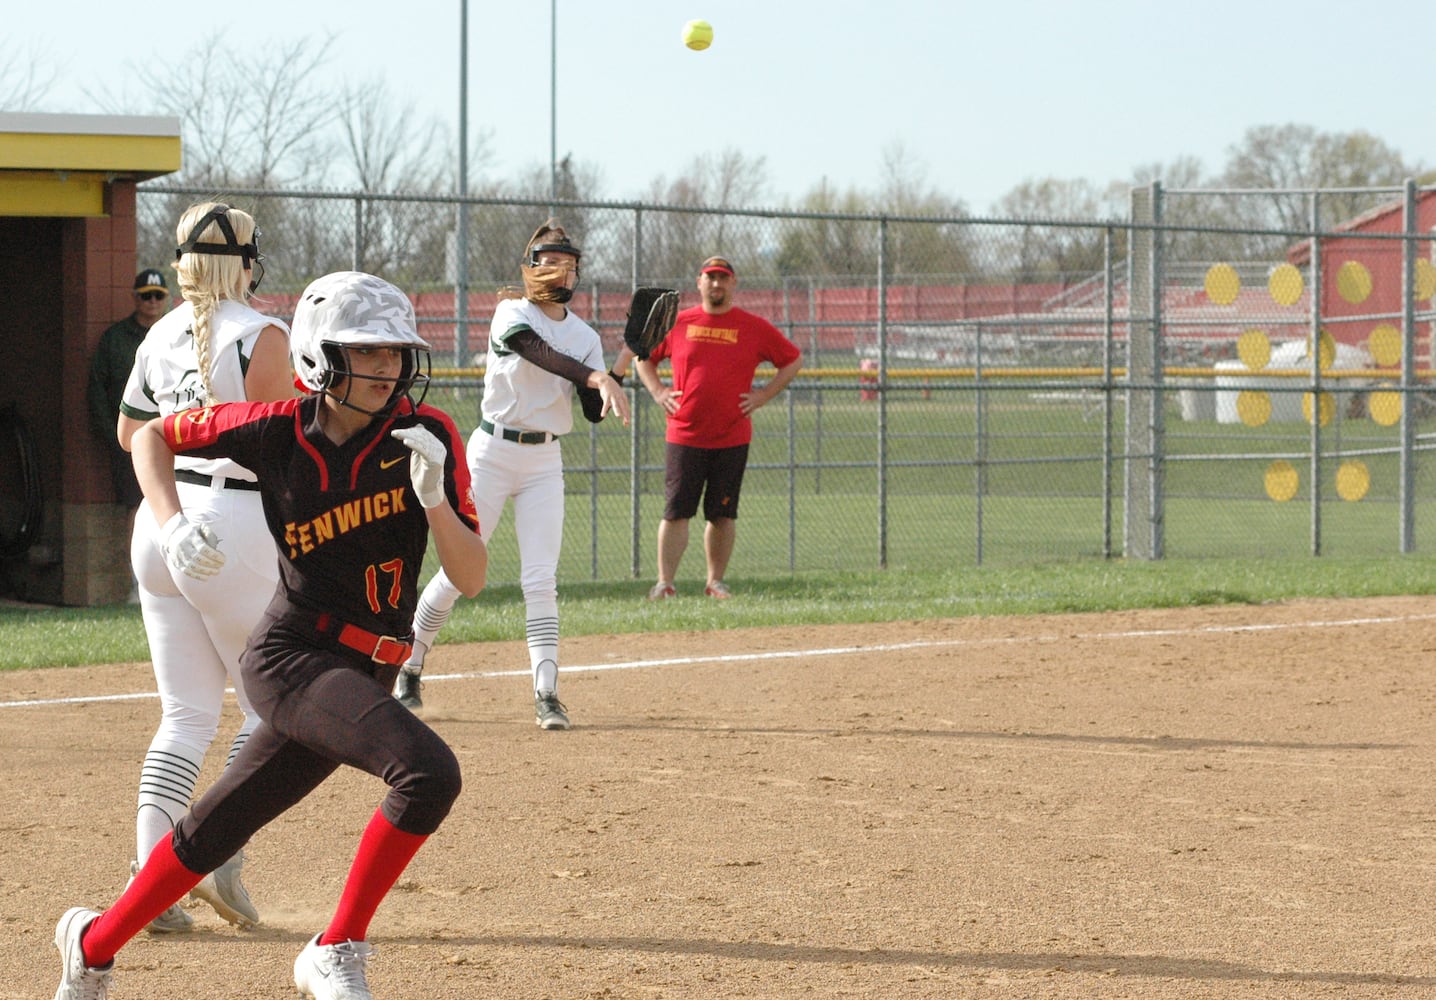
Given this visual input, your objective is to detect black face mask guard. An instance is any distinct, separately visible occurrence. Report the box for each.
[319,344,433,417]
[176,204,266,293]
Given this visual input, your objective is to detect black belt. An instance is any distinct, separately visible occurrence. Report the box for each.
[176,468,261,492]
[478,418,559,445]
[313,612,414,667]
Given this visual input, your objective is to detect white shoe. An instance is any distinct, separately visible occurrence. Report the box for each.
[128,860,193,934]
[190,851,259,928]
[53,907,113,1000]
[294,933,374,1000]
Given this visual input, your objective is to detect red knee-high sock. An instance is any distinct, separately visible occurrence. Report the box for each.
[320,809,428,946]
[82,836,204,967]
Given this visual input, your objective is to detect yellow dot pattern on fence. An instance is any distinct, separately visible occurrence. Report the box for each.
[1369,389,1402,426]
[1237,329,1271,370]
[1417,259,1436,301]
[1237,390,1272,427]
[1301,391,1335,427]
[1336,260,1374,304]
[1337,461,1370,501]
[1203,258,1420,504]
[1265,461,1299,502]
[1367,324,1402,367]
[1204,263,1240,305]
[1267,263,1304,306]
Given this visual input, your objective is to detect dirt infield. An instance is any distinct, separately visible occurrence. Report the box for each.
[3,596,1436,998]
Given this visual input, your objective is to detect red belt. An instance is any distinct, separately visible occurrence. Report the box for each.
[315,613,413,666]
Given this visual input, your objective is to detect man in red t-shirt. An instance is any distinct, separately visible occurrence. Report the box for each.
[624,255,802,600]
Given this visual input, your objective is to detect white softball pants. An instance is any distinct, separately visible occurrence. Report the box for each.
[413,432,564,693]
[130,481,278,860]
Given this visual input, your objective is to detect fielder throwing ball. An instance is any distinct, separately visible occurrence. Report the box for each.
[394,219,629,729]
[53,271,486,1000]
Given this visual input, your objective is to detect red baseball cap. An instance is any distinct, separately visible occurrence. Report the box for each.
[700,255,735,277]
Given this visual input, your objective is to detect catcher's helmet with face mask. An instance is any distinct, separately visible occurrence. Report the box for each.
[290,271,432,415]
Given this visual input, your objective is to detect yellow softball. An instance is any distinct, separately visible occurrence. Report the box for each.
[683,19,713,50]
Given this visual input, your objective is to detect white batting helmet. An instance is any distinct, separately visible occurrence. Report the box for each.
[290,271,432,413]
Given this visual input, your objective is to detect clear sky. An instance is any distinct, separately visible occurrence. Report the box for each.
[12,0,1431,212]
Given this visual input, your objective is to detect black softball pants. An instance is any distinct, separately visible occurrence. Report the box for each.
[170,626,461,876]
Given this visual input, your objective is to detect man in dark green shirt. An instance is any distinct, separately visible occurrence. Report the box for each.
[87,269,171,508]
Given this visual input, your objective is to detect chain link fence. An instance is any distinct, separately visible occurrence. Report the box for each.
[137,183,1436,588]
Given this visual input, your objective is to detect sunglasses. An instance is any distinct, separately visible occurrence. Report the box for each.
[137,291,167,302]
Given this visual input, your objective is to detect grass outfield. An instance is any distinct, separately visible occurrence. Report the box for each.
[8,388,1432,670]
[3,556,1435,671]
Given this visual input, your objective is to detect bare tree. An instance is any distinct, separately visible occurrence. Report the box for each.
[631,149,771,280]
[332,78,465,285]
[115,32,339,189]
[1221,124,1420,231]
[876,142,976,281]
[0,41,56,111]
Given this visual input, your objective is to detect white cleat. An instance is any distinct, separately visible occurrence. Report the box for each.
[189,851,259,928]
[294,933,375,1000]
[53,907,113,1000]
[128,860,193,934]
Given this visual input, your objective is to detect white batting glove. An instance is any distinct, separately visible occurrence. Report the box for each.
[159,511,225,580]
[391,426,447,509]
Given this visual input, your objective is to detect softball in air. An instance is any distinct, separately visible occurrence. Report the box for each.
[683,19,713,50]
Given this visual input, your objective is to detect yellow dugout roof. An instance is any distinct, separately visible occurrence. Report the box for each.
[0,112,181,217]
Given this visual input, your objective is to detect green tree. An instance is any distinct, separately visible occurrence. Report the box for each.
[990,177,1111,279]
[774,181,878,279]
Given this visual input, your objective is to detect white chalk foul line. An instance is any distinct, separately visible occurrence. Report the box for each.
[5,611,1435,710]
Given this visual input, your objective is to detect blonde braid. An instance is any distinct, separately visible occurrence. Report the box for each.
[173,201,258,406]
[188,286,220,405]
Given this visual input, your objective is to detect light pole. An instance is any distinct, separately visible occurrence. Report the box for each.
[549,0,557,212]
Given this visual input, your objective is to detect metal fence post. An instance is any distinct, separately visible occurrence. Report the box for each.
[877,216,889,570]
[1102,225,1115,560]
[1308,191,1323,556]
[629,206,644,579]
[352,196,363,271]
[787,389,797,571]
[1125,183,1163,559]
[455,198,470,371]
[810,274,823,496]
[1400,179,1418,552]
[974,319,986,566]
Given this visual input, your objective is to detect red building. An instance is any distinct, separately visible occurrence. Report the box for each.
[1288,190,1436,364]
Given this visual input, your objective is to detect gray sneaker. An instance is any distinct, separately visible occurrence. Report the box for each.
[535,690,571,730]
[54,906,113,999]
[128,860,193,934]
[189,851,259,928]
[393,667,423,711]
[294,933,374,1000]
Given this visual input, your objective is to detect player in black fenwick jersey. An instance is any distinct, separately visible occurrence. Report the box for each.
[52,271,486,1000]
